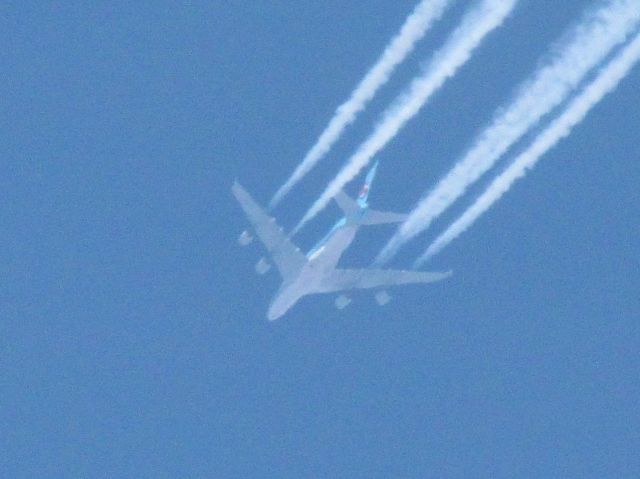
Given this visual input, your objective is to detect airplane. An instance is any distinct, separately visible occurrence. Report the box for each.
[232,161,452,320]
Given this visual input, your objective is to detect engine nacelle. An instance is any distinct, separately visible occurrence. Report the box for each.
[255,257,271,275]
[375,290,391,306]
[334,295,351,310]
[238,230,254,246]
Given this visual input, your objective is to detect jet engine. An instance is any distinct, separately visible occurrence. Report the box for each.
[255,257,271,275]
[375,290,391,306]
[238,230,254,246]
[334,295,351,310]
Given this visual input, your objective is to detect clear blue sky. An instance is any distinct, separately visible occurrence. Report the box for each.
[3,1,639,477]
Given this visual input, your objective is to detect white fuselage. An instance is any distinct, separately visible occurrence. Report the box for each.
[267,223,358,320]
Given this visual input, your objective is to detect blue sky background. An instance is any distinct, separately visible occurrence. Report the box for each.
[3,1,639,477]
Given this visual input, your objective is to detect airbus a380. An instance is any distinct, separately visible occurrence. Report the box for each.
[233,162,452,320]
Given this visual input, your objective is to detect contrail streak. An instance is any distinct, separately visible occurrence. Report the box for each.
[292,0,517,234]
[375,0,640,266]
[269,0,453,208]
[418,31,640,265]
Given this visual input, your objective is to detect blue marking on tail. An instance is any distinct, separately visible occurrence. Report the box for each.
[357,160,379,208]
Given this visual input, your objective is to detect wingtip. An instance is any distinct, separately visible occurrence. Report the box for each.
[231,179,246,195]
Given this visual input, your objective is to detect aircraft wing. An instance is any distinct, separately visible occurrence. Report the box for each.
[232,181,307,280]
[318,268,452,293]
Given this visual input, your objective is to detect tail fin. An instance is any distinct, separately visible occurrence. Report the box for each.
[357,160,379,207]
[333,161,405,224]
[333,160,380,214]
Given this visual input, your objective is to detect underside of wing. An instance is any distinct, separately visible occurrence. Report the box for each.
[318,268,452,293]
[232,182,306,280]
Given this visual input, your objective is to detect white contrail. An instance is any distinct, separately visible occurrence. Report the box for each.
[418,31,640,265]
[269,0,453,208]
[292,0,517,234]
[375,0,640,265]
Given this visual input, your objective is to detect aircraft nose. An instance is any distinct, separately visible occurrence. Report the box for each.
[267,305,282,321]
[267,289,298,321]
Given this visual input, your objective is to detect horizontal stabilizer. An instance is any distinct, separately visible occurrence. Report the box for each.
[333,191,407,225]
[361,209,407,225]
